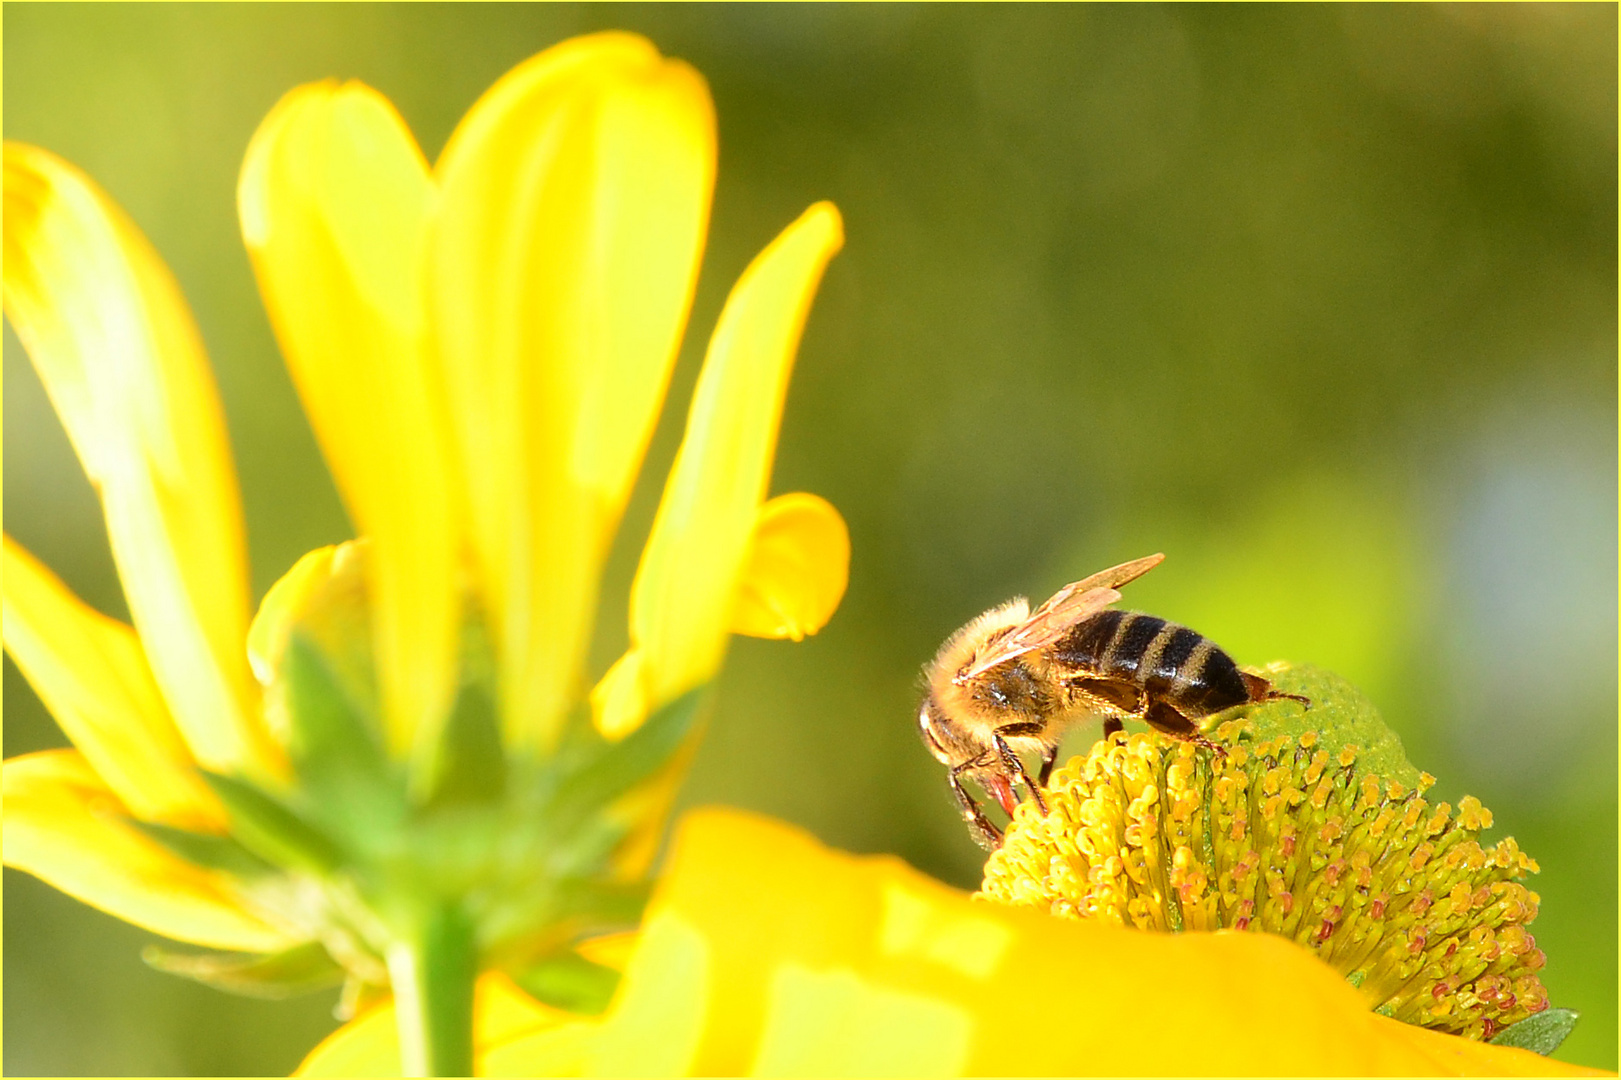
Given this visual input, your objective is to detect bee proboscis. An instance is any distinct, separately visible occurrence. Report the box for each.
[917,553,1309,849]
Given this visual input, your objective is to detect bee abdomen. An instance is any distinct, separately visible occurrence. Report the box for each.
[1158,634,1250,717]
[1059,611,1252,718]
[1051,608,1125,670]
[1103,612,1168,680]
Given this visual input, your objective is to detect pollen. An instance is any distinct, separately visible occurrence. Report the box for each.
[979,695,1549,1042]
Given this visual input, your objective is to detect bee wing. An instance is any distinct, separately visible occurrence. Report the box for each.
[1065,552,1165,595]
[951,555,1165,684]
[955,586,1122,682]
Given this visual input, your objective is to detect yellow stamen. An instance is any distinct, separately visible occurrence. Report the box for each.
[981,697,1548,1042]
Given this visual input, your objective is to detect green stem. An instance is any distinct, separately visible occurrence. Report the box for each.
[389,903,476,1077]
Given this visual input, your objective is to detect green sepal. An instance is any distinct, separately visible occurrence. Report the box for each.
[202,772,344,875]
[1489,1008,1579,1056]
[1229,664,1420,788]
[511,949,621,1016]
[544,689,703,839]
[128,820,279,881]
[280,633,404,841]
[545,814,633,881]
[424,677,506,810]
[551,878,651,926]
[493,875,650,948]
[142,940,344,999]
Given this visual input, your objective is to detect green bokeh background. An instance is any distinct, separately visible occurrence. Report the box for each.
[4,4,1614,1073]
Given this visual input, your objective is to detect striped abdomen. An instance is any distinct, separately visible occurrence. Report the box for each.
[1050,609,1250,718]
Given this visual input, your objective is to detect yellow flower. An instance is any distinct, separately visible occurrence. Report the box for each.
[300,807,1602,1077]
[4,30,847,1077]
[980,668,1551,1043]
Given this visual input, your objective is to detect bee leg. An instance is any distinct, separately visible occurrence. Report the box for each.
[993,733,1048,816]
[1037,743,1059,787]
[1143,700,1227,758]
[949,763,1003,850]
[1102,715,1125,741]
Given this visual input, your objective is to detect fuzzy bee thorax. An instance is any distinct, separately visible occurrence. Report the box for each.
[925,597,1066,729]
[925,597,1023,689]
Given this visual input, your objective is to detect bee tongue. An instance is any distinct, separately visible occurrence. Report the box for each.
[987,774,1019,818]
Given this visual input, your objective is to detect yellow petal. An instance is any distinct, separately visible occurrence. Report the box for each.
[561,808,1602,1076]
[245,544,345,748]
[1371,1015,1604,1076]
[2,750,299,953]
[612,203,843,733]
[481,1020,599,1078]
[245,545,339,690]
[430,32,716,751]
[576,929,638,970]
[588,649,650,743]
[2,536,222,830]
[240,83,460,772]
[730,492,850,641]
[296,973,585,1077]
[3,143,279,780]
[294,1002,400,1078]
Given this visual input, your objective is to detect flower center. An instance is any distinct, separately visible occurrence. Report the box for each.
[978,674,1549,1042]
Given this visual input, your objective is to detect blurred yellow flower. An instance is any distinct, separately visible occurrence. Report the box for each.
[4,30,846,1077]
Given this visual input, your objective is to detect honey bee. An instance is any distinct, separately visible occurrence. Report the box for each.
[917,553,1310,849]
